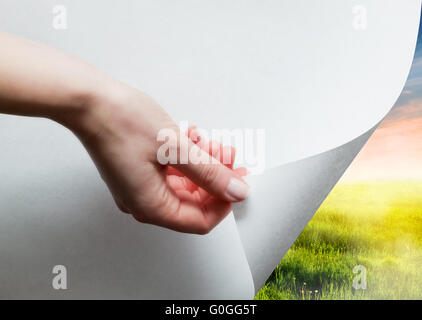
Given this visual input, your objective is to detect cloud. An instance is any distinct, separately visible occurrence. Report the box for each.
[342,108,422,182]
[383,99,422,127]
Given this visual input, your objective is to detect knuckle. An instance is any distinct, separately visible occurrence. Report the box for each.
[117,203,131,214]
[129,201,150,224]
[132,213,149,224]
[195,224,212,235]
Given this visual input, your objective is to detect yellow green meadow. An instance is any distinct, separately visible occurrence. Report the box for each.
[255,181,422,300]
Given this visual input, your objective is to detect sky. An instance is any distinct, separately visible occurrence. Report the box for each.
[341,13,422,182]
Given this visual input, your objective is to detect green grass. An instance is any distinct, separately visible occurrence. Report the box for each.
[255,181,422,300]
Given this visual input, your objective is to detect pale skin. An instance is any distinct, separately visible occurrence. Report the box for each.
[0,30,249,234]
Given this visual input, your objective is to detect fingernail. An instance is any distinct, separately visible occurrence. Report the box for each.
[226,178,249,201]
[190,128,201,143]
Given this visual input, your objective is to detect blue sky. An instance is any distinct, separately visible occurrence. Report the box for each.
[394,11,422,111]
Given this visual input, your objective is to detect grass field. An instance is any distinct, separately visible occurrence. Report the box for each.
[255,181,422,300]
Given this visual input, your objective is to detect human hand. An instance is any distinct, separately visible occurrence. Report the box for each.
[0,30,249,234]
[65,82,249,234]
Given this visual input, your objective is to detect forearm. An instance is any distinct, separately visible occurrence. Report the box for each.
[0,30,115,130]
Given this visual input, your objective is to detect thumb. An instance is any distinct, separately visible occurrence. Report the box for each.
[171,141,249,202]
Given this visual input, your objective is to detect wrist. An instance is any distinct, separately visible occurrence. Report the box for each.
[54,76,124,140]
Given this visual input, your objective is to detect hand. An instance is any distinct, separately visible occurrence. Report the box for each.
[0,30,249,234]
[65,82,249,234]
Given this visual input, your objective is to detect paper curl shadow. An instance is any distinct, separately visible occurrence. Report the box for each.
[233,126,377,292]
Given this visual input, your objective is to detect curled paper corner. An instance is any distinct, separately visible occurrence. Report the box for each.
[231,1,422,294]
[232,127,376,292]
